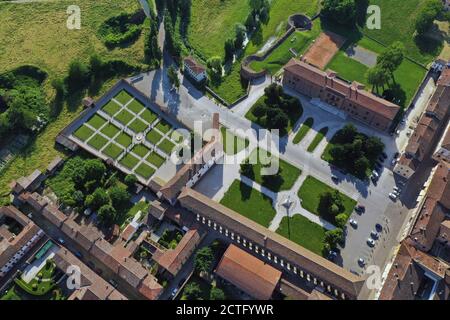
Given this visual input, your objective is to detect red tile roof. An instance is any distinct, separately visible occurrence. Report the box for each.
[284,58,400,120]
[215,244,282,300]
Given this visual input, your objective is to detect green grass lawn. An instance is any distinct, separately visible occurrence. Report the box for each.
[127,99,145,114]
[325,36,427,107]
[298,176,356,222]
[103,142,123,159]
[86,114,107,129]
[87,133,109,150]
[146,129,163,145]
[276,214,327,256]
[73,125,94,141]
[221,127,249,155]
[131,144,150,158]
[245,95,303,136]
[362,0,443,66]
[146,152,166,168]
[119,153,140,169]
[102,100,122,116]
[307,127,328,153]
[220,180,276,228]
[188,0,251,59]
[327,50,369,84]
[158,139,176,155]
[129,118,148,133]
[242,148,302,192]
[114,90,133,105]
[250,22,322,74]
[293,117,314,144]
[155,120,172,134]
[115,132,132,148]
[115,109,134,125]
[135,163,155,179]
[208,62,249,104]
[140,108,158,124]
[100,123,120,138]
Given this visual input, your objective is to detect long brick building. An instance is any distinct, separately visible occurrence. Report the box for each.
[283,58,400,132]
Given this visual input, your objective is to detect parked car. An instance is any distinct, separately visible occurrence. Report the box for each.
[358,258,366,267]
[331,174,339,181]
[75,251,83,259]
[381,152,388,159]
[171,287,179,298]
[391,158,398,166]
[355,205,365,213]
[375,223,383,232]
[371,175,378,184]
[389,192,398,201]
[372,170,379,178]
[370,231,379,240]
[57,238,65,245]
[327,250,338,261]
[394,152,400,158]
[393,186,401,193]
[367,238,375,247]
[109,279,118,288]
[349,219,358,228]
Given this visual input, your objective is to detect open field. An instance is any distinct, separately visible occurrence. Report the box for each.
[220,180,276,228]
[0,0,146,204]
[276,214,327,256]
[241,148,302,192]
[188,0,251,59]
[298,176,356,223]
[363,0,443,66]
[0,0,145,78]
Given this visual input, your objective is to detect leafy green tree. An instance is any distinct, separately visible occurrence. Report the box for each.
[234,23,247,49]
[377,42,404,82]
[252,101,267,120]
[335,213,348,228]
[415,0,443,34]
[322,0,357,26]
[366,66,390,94]
[84,159,106,182]
[207,56,223,83]
[224,38,236,62]
[109,186,130,212]
[124,174,138,188]
[85,187,110,211]
[167,65,180,89]
[354,156,370,178]
[194,246,214,274]
[183,282,202,300]
[210,287,225,300]
[325,228,344,248]
[98,204,117,226]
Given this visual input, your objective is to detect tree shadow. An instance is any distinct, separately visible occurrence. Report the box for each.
[414,33,444,58]
[239,180,251,201]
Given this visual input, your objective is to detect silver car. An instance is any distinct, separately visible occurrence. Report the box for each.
[367,238,375,247]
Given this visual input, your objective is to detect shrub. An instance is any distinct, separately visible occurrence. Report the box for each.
[98,11,145,48]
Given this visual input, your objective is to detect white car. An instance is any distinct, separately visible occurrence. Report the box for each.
[393,186,401,193]
[367,238,375,247]
[349,219,358,228]
[389,192,398,201]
